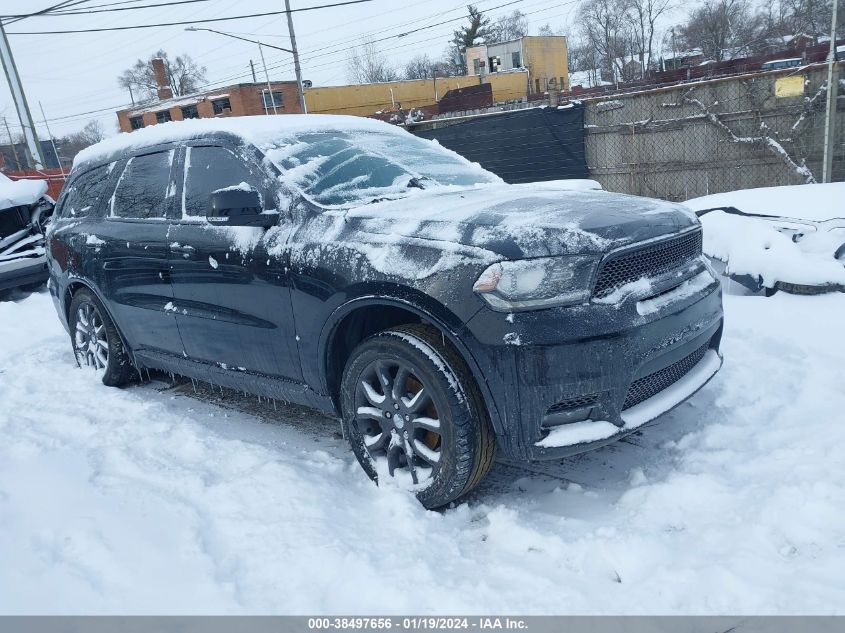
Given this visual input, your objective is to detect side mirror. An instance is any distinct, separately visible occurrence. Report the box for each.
[207,187,277,228]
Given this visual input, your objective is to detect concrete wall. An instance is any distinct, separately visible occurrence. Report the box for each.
[303,71,528,116]
[582,64,844,201]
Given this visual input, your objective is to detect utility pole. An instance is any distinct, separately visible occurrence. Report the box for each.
[250,59,257,83]
[3,117,22,171]
[284,0,308,113]
[258,44,278,115]
[821,0,840,183]
[38,101,65,178]
[0,21,45,169]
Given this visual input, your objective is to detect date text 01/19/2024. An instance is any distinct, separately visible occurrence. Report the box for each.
[307,618,529,630]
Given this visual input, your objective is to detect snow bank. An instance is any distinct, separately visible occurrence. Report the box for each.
[2,291,845,614]
[0,172,48,209]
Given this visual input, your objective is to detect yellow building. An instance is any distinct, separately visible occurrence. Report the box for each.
[466,35,568,95]
[303,70,528,116]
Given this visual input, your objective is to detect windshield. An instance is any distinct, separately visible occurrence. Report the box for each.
[263,131,498,206]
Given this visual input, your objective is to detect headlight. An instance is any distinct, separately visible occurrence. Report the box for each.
[473,256,598,311]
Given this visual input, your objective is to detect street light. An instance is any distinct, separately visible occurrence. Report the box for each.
[184,26,306,114]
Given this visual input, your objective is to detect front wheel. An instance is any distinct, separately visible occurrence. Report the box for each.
[68,288,134,386]
[340,324,495,509]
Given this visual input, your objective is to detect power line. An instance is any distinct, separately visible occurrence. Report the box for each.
[1,0,217,18]
[5,0,378,34]
[1,0,93,25]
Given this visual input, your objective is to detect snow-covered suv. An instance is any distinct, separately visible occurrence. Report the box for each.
[46,116,724,508]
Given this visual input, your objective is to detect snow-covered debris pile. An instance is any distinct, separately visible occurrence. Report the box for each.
[685,183,845,291]
[0,172,48,210]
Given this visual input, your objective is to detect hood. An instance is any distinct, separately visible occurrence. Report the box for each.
[0,173,48,210]
[343,181,699,259]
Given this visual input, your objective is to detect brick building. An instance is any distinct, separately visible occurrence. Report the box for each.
[116,58,302,133]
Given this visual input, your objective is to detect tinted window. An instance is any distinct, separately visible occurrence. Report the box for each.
[111,152,173,219]
[59,164,112,218]
[183,146,268,217]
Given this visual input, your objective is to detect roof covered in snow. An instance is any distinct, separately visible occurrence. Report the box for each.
[74,115,414,169]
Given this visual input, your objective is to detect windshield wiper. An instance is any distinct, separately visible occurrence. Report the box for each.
[406,176,431,190]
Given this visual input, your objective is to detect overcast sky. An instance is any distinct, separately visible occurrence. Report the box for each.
[0,0,681,141]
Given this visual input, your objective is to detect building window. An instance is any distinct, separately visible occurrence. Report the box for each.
[212,98,231,115]
[156,110,171,124]
[473,58,481,74]
[560,76,565,89]
[512,51,521,67]
[261,90,284,110]
[181,104,199,119]
[129,116,144,130]
[534,78,541,93]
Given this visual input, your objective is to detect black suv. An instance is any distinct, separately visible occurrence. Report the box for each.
[47,116,723,508]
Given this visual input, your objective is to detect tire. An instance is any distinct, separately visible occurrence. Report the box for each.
[68,288,135,387]
[340,323,496,509]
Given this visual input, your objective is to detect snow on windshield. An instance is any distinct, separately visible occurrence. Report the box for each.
[262,131,499,206]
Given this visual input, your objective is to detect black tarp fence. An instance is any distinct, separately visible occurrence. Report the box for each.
[413,104,589,184]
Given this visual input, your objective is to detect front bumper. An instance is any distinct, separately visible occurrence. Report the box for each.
[464,258,724,461]
[0,253,49,292]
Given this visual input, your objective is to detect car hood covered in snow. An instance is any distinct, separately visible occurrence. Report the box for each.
[344,180,699,259]
[0,173,48,211]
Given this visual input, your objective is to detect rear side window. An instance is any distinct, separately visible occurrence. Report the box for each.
[111,151,173,219]
[183,146,269,217]
[59,164,112,218]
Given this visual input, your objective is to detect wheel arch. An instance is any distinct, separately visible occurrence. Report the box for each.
[318,293,505,438]
[63,278,135,367]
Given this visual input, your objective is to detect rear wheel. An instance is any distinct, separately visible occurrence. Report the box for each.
[68,288,134,386]
[340,324,495,509]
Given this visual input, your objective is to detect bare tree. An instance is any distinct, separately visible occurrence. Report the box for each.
[536,23,563,36]
[57,120,105,164]
[578,0,632,81]
[346,40,399,84]
[628,0,672,77]
[764,0,843,44]
[439,45,466,76]
[117,50,206,101]
[403,54,435,80]
[676,0,766,61]
[490,10,529,42]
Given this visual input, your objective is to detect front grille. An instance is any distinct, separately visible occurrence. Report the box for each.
[623,342,709,410]
[547,394,598,415]
[593,230,702,299]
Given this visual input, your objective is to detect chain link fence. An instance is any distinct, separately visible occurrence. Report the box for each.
[582,63,844,201]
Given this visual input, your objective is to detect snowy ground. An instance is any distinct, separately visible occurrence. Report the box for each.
[1,288,844,615]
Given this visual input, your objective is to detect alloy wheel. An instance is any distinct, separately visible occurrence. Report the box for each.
[354,360,443,485]
[73,302,109,370]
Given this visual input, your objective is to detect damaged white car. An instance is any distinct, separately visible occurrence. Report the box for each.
[0,173,55,295]
[685,183,845,295]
